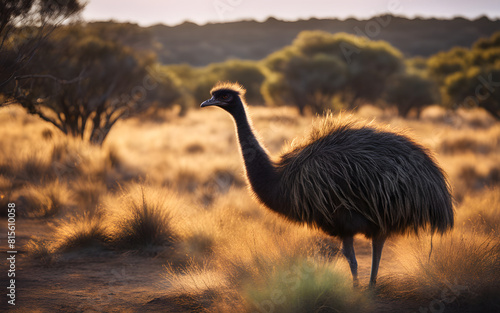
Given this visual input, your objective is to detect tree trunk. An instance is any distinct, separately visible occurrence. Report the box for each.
[398,102,412,118]
[89,126,109,146]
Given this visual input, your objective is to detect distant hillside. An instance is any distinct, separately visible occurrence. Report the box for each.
[91,15,500,66]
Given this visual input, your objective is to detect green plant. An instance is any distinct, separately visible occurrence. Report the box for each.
[243,258,370,313]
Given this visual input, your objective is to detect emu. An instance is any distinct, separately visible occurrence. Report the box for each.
[201,82,454,287]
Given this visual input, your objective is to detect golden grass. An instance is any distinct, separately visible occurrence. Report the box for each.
[12,151,55,185]
[456,187,500,234]
[0,175,13,216]
[14,180,70,218]
[379,232,500,311]
[71,178,107,215]
[25,239,56,265]
[108,184,180,249]
[378,185,500,311]
[242,258,371,313]
[23,183,186,257]
[1,104,500,311]
[53,213,109,251]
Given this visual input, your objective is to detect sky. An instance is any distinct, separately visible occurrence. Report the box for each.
[81,0,500,26]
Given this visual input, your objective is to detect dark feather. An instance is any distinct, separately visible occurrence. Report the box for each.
[277,114,453,237]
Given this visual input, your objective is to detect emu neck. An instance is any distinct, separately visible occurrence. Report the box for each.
[228,104,280,209]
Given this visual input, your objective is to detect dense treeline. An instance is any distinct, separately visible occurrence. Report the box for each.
[1,9,499,144]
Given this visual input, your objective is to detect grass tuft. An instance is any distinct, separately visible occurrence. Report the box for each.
[243,258,371,313]
[0,175,13,217]
[456,187,500,234]
[15,181,70,218]
[25,239,56,265]
[111,185,178,249]
[54,214,109,251]
[440,137,491,155]
[185,230,215,257]
[380,232,500,310]
[72,179,106,215]
[14,152,54,184]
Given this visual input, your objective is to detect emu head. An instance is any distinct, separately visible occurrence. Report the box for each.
[200,82,246,113]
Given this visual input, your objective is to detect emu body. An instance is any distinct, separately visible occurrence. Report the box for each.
[201,82,454,286]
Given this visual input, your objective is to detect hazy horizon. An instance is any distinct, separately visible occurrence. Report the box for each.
[82,13,499,28]
[82,0,500,27]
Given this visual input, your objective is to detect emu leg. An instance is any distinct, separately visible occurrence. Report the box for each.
[369,235,387,287]
[341,236,358,286]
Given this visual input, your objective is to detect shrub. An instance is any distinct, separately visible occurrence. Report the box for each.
[243,258,371,313]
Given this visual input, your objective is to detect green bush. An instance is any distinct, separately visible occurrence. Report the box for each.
[243,258,371,313]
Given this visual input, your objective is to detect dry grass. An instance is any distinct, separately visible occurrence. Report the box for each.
[25,239,56,265]
[378,184,500,312]
[14,180,70,218]
[242,258,371,313]
[456,187,500,234]
[53,213,110,251]
[13,151,55,185]
[0,175,13,216]
[1,104,500,311]
[379,232,500,311]
[71,179,107,215]
[109,184,180,249]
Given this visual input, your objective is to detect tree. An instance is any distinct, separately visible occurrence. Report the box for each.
[143,64,187,115]
[11,26,169,145]
[262,31,403,114]
[473,31,500,50]
[385,73,437,117]
[0,0,84,91]
[164,59,265,107]
[427,31,500,120]
[444,66,500,119]
[262,51,346,114]
[342,40,403,109]
[427,47,469,86]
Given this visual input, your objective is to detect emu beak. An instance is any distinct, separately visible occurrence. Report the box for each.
[200,97,220,108]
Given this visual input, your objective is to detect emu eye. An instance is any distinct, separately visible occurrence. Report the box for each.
[222,94,229,100]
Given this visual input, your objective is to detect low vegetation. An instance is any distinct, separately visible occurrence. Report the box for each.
[375,187,500,311]
[2,102,498,312]
[3,14,499,150]
[2,6,499,311]
[109,185,179,249]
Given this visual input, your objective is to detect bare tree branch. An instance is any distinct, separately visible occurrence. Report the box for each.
[14,73,84,84]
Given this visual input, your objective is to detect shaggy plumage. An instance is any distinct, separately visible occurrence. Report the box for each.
[278,116,453,237]
[211,81,246,96]
[201,82,454,286]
